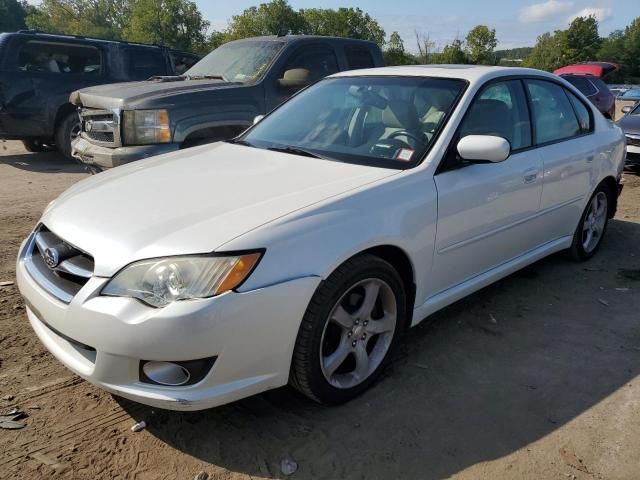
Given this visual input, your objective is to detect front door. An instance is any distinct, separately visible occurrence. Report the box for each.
[430,80,544,295]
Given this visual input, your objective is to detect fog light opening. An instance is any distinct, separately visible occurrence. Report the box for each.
[142,361,191,386]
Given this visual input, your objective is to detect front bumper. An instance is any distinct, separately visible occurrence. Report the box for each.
[626,144,640,165]
[16,244,321,411]
[71,137,179,170]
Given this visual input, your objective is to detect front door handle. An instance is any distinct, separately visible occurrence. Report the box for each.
[523,168,538,184]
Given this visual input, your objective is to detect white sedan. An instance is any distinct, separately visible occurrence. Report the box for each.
[17,66,625,410]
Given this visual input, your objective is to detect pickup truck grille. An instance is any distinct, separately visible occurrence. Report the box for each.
[80,108,120,147]
[21,225,94,304]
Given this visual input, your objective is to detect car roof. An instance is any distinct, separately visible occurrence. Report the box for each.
[330,65,559,84]
[228,35,378,46]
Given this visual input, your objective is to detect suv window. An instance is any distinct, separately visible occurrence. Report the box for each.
[459,80,532,150]
[170,52,199,75]
[563,76,597,96]
[526,79,581,144]
[282,45,339,84]
[566,90,592,133]
[124,48,167,80]
[345,45,375,69]
[16,41,102,75]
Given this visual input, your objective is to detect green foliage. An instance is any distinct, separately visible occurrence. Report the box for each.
[0,0,33,32]
[301,7,385,44]
[562,16,601,64]
[522,31,566,71]
[124,0,209,53]
[225,0,305,40]
[26,0,129,39]
[465,25,497,65]
[437,39,467,64]
[383,31,414,66]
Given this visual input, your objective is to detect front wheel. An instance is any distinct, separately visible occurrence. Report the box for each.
[55,112,81,161]
[567,185,610,260]
[290,254,407,404]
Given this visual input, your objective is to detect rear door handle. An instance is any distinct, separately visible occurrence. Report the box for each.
[523,168,538,184]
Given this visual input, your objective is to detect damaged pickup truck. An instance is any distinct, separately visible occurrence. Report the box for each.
[71,35,384,171]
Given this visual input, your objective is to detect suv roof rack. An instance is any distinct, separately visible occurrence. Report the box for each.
[15,30,164,49]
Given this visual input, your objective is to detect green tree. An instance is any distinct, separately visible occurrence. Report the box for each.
[562,15,601,64]
[0,0,33,32]
[621,17,640,82]
[523,31,566,71]
[225,0,305,40]
[465,25,497,65]
[300,7,385,45]
[437,39,467,64]
[124,0,209,52]
[26,0,129,39]
[383,31,414,65]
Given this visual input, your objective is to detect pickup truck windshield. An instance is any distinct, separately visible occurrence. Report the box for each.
[241,76,466,169]
[185,40,284,83]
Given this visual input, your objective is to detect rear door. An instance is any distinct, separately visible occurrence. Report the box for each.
[2,38,106,138]
[525,79,597,239]
[431,79,544,294]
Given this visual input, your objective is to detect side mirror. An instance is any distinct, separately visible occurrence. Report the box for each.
[253,115,264,125]
[621,105,632,114]
[457,135,511,163]
[277,68,311,90]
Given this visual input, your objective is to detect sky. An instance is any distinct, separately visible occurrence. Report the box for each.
[195,0,638,51]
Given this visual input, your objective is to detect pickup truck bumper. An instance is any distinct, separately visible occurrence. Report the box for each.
[72,137,179,170]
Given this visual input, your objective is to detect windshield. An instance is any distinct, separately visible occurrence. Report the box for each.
[184,40,284,83]
[241,76,466,169]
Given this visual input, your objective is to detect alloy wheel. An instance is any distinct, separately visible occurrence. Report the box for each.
[582,191,608,253]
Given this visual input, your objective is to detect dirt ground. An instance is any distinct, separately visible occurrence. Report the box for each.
[0,139,639,480]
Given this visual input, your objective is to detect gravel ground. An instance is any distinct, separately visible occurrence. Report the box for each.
[1,140,639,479]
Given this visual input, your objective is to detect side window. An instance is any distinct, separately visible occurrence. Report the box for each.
[563,76,597,96]
[566,90,592,133]
[526,80,581,144]
[459,80,532,151]
[16,41,102,75]
[345,45,375,70]
[281,46,339,84]
[170,52,199,75]
[124,48,168,80]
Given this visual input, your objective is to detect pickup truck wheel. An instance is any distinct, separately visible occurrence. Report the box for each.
[290,254,407,404]
[55,112,81,161]
[22,139,50,153]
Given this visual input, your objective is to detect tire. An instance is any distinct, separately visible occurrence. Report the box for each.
[54,112,81,161]
[290,254,407,404]
[567,184,611,261]
[22,139,49,152]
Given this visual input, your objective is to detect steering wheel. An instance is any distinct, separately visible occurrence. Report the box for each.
[387,130,424,146]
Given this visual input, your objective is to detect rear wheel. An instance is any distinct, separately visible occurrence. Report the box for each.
[290,254,406,404]
[567,185,610,260]
[55,112,81,161]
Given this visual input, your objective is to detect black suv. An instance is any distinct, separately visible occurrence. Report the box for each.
[0,31,199,159]
[71,35,384,170]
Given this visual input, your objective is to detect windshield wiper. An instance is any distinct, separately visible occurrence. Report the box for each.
[266,145,324,159]
[225,138,254,147]
[183,74,228,81]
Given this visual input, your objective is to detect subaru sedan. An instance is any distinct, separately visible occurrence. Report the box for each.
[17,66,625,410]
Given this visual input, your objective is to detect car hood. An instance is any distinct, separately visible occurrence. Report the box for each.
[70,77,242,110]
[42,142,398,277]
[617,114,640,136]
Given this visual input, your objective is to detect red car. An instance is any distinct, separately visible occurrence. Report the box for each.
[554,62,618,119]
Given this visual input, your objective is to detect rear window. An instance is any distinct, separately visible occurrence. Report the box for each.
[170,52,199,75]
[124,48,168,80]
[16,40,102,75]
[345,45,375,70]
[563,76,597,96]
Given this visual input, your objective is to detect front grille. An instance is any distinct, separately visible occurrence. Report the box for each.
[21,225,94,303]
[80,108,119,147]
[626,135,640,147]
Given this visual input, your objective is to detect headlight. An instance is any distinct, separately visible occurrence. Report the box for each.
[122,109,171,145]
[101,253,262,307]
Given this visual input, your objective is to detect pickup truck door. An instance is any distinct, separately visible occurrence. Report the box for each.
[430,80,545,295]
[264,43,341,113]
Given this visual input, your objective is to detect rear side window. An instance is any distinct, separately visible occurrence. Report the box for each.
[566,90,592,133]
[460,80,532,151]
[562,76,597,96]
[16,41,102,75]
[526,79,581,144]
[345,45,375,70]
[124,48,168,80]
[282,45,339,83]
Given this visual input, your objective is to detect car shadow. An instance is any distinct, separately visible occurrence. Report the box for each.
[117,218,640,479]
[0,147,86,174]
